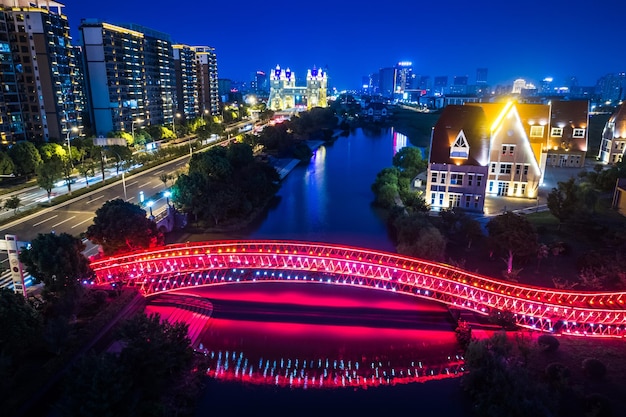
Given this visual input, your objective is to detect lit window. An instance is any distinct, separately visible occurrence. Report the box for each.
[530,126,544,137]
[499,163,512,174]
[450,130,469,159]
[551,127,563,137]
[573,128,585,138]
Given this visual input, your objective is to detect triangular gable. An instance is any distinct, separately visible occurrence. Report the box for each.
[450,130,469,159]
[491,105,541,176]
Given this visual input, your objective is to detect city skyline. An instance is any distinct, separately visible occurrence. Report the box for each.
[61,0,626,90]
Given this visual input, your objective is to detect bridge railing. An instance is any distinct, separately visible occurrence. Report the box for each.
[90,240,626,338]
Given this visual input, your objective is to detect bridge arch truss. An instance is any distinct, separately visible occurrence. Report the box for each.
[90,240,626,338]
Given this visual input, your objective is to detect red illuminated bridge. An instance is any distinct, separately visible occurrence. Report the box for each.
[90,240,626,338]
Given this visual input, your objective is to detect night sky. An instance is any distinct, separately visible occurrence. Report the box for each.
[61,0,626,90]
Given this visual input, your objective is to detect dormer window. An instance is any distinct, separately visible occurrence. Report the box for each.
[530,126,544,137]
[551,127,563,137]
[573,128,585,138]
[450,130,469,159]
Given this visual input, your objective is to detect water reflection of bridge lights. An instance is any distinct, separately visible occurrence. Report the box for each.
[90,240,626,338]
[199,348,464,389]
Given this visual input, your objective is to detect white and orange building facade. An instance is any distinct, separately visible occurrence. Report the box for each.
[426,100,589,213]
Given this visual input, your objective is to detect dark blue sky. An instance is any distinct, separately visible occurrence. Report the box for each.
[62,0,626,90]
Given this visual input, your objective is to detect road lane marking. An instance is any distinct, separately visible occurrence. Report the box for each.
[33,215,58,227]
[152,183,163,189]
[86,195,104,203]
[128,196,135,201]
[154,170,164,175]
[127,181,138,186]
[71,218,93,229]
[51,216,76,228]
[140,181,152,188]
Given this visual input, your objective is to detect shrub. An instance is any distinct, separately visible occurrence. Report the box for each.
[585,393,613,417]
[582,358,607,380]
[455,320,472,351]
[537,334,560,352]
[544,362,570,386]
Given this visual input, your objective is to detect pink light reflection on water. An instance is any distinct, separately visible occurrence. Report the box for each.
[149,283,465,389]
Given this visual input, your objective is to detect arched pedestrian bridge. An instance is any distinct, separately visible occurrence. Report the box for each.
[90,240,626,338]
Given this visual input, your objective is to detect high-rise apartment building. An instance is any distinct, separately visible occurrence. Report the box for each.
[120,24,175,127]
[0,0,82,145]
[193,46,219,116]
[79,20,145,137]
[173,44,199,119]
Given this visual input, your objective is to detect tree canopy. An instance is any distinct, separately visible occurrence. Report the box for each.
[19,232,94,293]
[86,199,163,256]
[172,142,279,226]
[8,141,42,178]
[486,212,538,274]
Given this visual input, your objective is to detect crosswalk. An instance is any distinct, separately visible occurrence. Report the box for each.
[0,269,33,291]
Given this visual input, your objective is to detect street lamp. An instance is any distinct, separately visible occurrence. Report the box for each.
[66,126,79,168]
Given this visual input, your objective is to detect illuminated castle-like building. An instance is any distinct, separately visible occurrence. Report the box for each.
[268,65,327,111]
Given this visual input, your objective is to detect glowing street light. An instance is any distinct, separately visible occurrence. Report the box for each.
[66,126,79,168]
[132,118,144,146]
[146,200,154,219]
[173,112,181,137]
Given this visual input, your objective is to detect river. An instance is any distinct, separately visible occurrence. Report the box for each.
[162,127,470,416]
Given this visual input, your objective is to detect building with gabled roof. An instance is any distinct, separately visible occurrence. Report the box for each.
[427,100,589,213]
[599,104,626,164]
[547,100,589,167]
[426,105,490,212]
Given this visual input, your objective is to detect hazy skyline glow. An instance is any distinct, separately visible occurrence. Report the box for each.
[62,0,626,90]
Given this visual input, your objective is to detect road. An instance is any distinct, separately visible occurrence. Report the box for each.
[0,152,193,255]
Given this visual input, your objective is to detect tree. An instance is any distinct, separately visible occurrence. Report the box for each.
[36,156,63,201]
[7,141,42,178]
[106,145,133,175]
[19,232,94,294]
[77,158,95,188]
[0,288,42,359]
[57,352,135,417]
[392,146,426,180]
[547,177,586,230]
[86,199,163,256]
[116,312,193,403]
[0,151,15,176]
[486,212,538,274]
[3,195,21,214]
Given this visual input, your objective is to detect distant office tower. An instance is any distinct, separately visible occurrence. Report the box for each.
[253,70,268,96]
[120,23,175,127]
[173,44,199,119]
[0,0,83,145]
[418,75,431,91]
[595,73,626,103]
[476,68,488,85]
[540,77,554,95]
[512,79,527,94]
[218,79,231,99]
[378,67,396,98]
[394,61,414,95]
[434,76,448,95]
[193,46,219,116]
[450,75,469,95]
[370,72,380,94]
